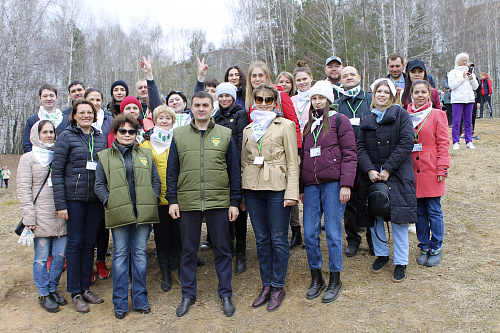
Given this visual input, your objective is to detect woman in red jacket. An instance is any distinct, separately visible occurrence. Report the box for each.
[407,80,450,267]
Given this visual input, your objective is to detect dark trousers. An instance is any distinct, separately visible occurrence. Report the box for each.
[155,205,181,255]
[96,217,109,262]
[344,173,372,247]
[444,104,453,126]
[66,200,103,294]
[480,95,492,117]
[206,208,247,247]
[179,209,232,299]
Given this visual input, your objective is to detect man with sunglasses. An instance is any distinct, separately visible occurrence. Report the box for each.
[166,91,242,318]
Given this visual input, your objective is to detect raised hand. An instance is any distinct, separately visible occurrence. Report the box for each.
[141,55,153,80]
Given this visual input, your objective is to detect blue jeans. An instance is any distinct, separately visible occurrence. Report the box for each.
[33,236,67,296]
[111,223,150,313]
[303,182,345,272]
[244,190,291,288]
[416,197,444,252]
[370,217,409,265]
[66,201,103,294]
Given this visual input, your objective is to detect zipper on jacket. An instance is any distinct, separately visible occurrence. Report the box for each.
[200,132,205,211]
[75,173,80,193]
[118,151,138,222]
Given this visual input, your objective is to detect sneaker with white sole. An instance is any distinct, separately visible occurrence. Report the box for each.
[466,142,475,149]
[453,143,459,150]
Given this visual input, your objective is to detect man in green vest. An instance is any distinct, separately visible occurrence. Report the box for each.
[166,91,242,318]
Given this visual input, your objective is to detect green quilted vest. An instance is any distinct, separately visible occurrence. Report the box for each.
[97,144,159,229]
[173,119,232,211]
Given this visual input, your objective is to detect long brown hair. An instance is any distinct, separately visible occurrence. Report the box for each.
[303,103,333,139]
[246,61,271,111]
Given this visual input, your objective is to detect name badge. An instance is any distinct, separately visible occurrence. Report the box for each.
[86,161,97,170]
[310,146,321,157]
[299,119,306,127]
[253,156,264,165]
[412,143,422,152]
[47,176,53,187]
[350,117,360,126]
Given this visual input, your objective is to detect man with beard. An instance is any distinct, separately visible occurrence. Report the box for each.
[324,56,344,100]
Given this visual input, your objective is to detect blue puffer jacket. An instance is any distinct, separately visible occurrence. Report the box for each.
[23,114,69,153]
[52,124,107,210]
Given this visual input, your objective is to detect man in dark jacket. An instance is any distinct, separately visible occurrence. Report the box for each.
[62,81,86,116]
[166,91,242,318]
[336,66,373,257]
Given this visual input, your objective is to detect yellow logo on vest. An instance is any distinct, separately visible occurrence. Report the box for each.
[211,136,222,147]
[138,157,148,166]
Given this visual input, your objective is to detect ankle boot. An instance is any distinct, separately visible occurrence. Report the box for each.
[235,240,247,274]
[289,226,302,249]
[306,268,325,299]
[157,252,172,292]
[322,271,343,303]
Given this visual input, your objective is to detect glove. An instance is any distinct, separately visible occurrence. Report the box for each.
[18,227,35,246]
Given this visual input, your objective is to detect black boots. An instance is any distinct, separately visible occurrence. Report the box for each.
[289,226,302,249]
[157,252,172,292]
[235,241,247,274]
[306,269,326,299]
[322,272,343,303]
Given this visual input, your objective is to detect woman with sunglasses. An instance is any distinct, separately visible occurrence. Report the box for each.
[241,84,299,312]
[95,114,161,319]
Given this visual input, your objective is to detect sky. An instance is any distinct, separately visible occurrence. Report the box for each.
[83,0,234,47]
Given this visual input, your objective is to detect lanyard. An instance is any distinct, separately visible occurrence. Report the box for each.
[47,165,52,173]
[346,91,365,118]
[142,106,148,120]
[298,99,309,117]
[312,123,324,147]
[390,76,403,88]
[256,137,263,156]
[88,133,94,161]
[414,110,432,143]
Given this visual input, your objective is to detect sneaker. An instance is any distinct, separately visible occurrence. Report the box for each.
[416,249,430,266]
[466,142,475,149]
[200,241,211,250]
[408,224,416,234]
[96,260,110,279]
[91,270,96,284]
[371,256,389,273]
[47,256,52,271]
[392,265,407,282]
[426,249,443,267]
[460,134,465,140]
[453,143,459,150]
[473,135,481,140]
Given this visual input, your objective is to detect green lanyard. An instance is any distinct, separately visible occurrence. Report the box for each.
[390,76,403,87]
[298,99,309,117]
[47,165,52,173]
[312,124,324,147]
[256,137,263,156]
[414,110,432,143]
[346,91,365,118]
[88,133,94,161]
[142,106,148,120]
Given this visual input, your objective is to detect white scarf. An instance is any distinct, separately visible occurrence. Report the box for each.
[92,109,105,132]
[341,85,361,97]
[173,113,192,129]
[32,145,54,167]
[408,103,432,128]
[454,65,468,72]
[38,106,63,128]
[250,111,277,142]
[296,90,310,116]
[310,110,337,133]
[150,126,173,155]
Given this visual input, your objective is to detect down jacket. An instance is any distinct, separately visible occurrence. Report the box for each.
[17,121,67,237]
[212,103,250,160]
[52,124,107,211]
[356,105,417,227]
[448,66,479,104]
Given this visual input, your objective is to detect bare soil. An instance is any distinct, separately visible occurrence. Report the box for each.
[0,119,499,332]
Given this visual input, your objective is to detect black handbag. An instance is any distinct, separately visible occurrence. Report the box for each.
[15,170,51,236]
[365,181,390,217]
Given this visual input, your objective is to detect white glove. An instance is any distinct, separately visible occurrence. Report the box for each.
[18,227,34,246]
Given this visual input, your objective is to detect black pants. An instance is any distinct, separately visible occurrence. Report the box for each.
[96,217,109,262]
[344,173,372,247]
[179,209,232,299]
[480,95,492,117]
[207,208,247,246]
[444,104,453,126]
[155,205,181,255]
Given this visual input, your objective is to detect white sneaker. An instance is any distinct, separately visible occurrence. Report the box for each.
[408,223,416,234]
[466,142,476,149]
[453,143,459,150]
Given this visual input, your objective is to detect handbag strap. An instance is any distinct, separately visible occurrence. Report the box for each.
[33,168,51,205]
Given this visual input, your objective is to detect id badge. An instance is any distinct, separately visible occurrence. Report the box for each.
[412,143,422,152]
[299,119,306,128]
[47,176,53,187]
[350,117,360,126]
[253,156,264,165]
[86,161,97,170]
[310,146,321,157]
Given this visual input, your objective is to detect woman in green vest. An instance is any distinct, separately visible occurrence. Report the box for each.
[95,114,161,319]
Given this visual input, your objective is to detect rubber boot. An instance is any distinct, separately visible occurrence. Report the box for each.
[157,252,172,292]
[306,269,325,299]
[235,240,247,274]
[322,272,343,303]
[289,226,302,249]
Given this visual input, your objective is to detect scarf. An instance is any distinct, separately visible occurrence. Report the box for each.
[38,106,63,128]
[371,108,387,123]
[32,145,54,167]
[296,90,310,116]
[341,85,361,97]
[173,113,191,129]
[150,126,173,155]
[310,109,337,133]
[454,65,468,72]
[408,101,432,128]
[92,109,105,132]
[250,110,277,142]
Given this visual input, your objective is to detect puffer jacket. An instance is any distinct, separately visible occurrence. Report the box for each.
[448,66,479,104]
[52,124,107,211]
[17,121,66,237]
[212,103,249,160]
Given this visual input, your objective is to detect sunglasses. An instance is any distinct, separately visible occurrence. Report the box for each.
[255,96,275,105]
[117,128,137,135]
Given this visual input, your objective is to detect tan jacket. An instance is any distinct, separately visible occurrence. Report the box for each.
[17,122,67,238]
[241,117,299,201]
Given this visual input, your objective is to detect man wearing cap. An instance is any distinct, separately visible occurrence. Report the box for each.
[335,66,373,257]
[324,56,344,101]
[62,81,86,116]
[386,53,407,92]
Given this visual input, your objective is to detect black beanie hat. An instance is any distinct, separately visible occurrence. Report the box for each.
[110,80,129,97]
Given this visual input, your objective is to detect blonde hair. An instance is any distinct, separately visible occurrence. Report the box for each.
[153,105,176,124]
[370,81,397,110]
[276,71,296,96]
[246,61,271,111]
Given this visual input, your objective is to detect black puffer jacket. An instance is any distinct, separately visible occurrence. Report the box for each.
[356,104,417,227]
[212,103,249,160]
[52,124,108,210]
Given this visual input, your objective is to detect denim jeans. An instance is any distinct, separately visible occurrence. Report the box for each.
[303,182,345,272]
[33,236,67,296]
[111,223,150,313]
[370,217,409,265]
[244,190,291,287]
[66,200,103,294]
[416,197,444,252]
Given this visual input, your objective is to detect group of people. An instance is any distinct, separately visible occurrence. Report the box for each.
[0,166,10,188]
[17,50,469,319]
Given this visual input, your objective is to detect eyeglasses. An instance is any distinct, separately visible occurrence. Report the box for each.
[255,96,275,105]
[117,128,137,135]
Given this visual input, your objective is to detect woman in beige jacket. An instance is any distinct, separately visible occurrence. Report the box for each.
[241,84,299,312]
[17,120,67,313]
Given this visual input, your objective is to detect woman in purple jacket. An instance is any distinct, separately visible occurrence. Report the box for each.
[300,81,357,303]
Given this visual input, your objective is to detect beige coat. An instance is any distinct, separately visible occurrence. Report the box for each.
[17,122,67,238]
[241,117,299,201]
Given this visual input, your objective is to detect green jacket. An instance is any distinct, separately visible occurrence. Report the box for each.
[173,119,232,211]
[97,144,159,229]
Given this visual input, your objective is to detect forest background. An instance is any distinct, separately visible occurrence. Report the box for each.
[1,0,498,153]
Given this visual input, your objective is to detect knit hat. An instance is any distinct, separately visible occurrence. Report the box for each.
[110,80,129,97]
[308,81,335,105]
[216,82,237,100]
[120,96,141,113]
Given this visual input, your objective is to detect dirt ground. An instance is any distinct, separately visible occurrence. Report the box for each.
[0,119,499,332]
